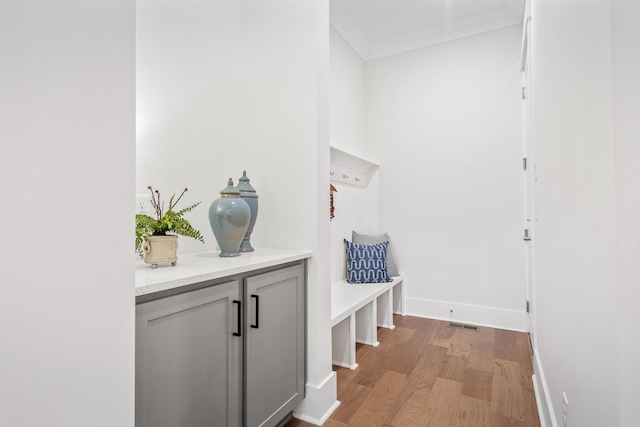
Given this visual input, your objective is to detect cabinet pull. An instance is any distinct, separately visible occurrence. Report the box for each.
[251,294,259,329]
[233,300,242,337]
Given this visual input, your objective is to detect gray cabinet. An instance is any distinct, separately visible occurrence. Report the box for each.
[136,280,242,427]
[135,261,305,427]
[245,264,305,427]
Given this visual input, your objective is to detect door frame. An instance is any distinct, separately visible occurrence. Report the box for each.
[521,14,537,351]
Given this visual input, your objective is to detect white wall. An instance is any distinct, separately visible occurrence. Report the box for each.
[612,0,640,425]
[330,27,366,157]
[329,27,380,283]
[531,0,618,425]
[366,26,526,329]
[137,0,336,422]
[136,0,243,255]
[0,1,135,426]
[136,0,327,253]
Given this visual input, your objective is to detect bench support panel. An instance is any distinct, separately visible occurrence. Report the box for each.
[331,315,358,370]
[355,302,378,347]
[376,290,394,329]
[393,282,405,315]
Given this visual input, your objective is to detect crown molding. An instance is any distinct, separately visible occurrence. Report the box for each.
[331,0,524,61]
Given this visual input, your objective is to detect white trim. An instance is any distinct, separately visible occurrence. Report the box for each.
[533,351,557,427]
[520,17,531,72]
[292,372,340,426]
[532,374,547,427]
[405,297,527,332]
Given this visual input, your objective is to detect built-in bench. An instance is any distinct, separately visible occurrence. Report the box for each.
[331,274,405,369]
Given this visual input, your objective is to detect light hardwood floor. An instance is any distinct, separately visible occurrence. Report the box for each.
[286,315,540,427]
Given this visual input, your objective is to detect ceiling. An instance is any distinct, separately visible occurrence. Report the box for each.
[330,0,525,60]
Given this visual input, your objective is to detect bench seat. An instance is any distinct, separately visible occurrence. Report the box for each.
[331,274,405,369]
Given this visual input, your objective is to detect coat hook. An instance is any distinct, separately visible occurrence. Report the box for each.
[343,174,349,179]
[330,171,335,176]
[355,177,361,182]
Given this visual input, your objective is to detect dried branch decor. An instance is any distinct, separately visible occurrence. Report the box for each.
[330,184,337,221]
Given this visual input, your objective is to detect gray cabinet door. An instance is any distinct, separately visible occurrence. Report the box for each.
[245,264,305,427]
[136,281,242,427]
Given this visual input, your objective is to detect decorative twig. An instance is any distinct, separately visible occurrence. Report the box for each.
[147,186,164,220]
[148,186,156,218]
[147,186,155,209]
[146,186,193,220]
[172,187,188,210]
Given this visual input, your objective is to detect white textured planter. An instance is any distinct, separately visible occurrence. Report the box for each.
[143,235,178,268]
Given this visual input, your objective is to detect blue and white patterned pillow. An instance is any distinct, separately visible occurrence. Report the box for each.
[344,239,392,284]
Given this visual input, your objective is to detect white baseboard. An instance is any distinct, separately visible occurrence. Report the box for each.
[533,351,556,427]
[405,297,527,332]
[293,371,340,426]
[532,374,547,427]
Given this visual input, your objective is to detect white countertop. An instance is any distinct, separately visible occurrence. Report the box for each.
[135,248,312,297]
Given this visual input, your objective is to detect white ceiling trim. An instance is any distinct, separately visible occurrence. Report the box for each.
[331,0,525,61]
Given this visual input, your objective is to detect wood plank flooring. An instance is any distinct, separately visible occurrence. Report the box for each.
[286,315,540,427]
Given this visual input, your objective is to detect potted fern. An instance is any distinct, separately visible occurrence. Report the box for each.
[136,186,204,268]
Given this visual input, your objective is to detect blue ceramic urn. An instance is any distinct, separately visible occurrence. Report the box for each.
[208,178,251,257]
[236,171,259,252]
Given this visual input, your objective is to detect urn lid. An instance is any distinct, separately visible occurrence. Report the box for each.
[236,171,258,198]
[220,178,240,197]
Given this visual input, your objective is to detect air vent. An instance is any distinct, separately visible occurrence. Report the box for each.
[448,322,479,331]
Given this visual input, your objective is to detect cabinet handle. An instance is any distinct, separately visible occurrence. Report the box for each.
[251,294,259,329]
[233,300,242,337]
